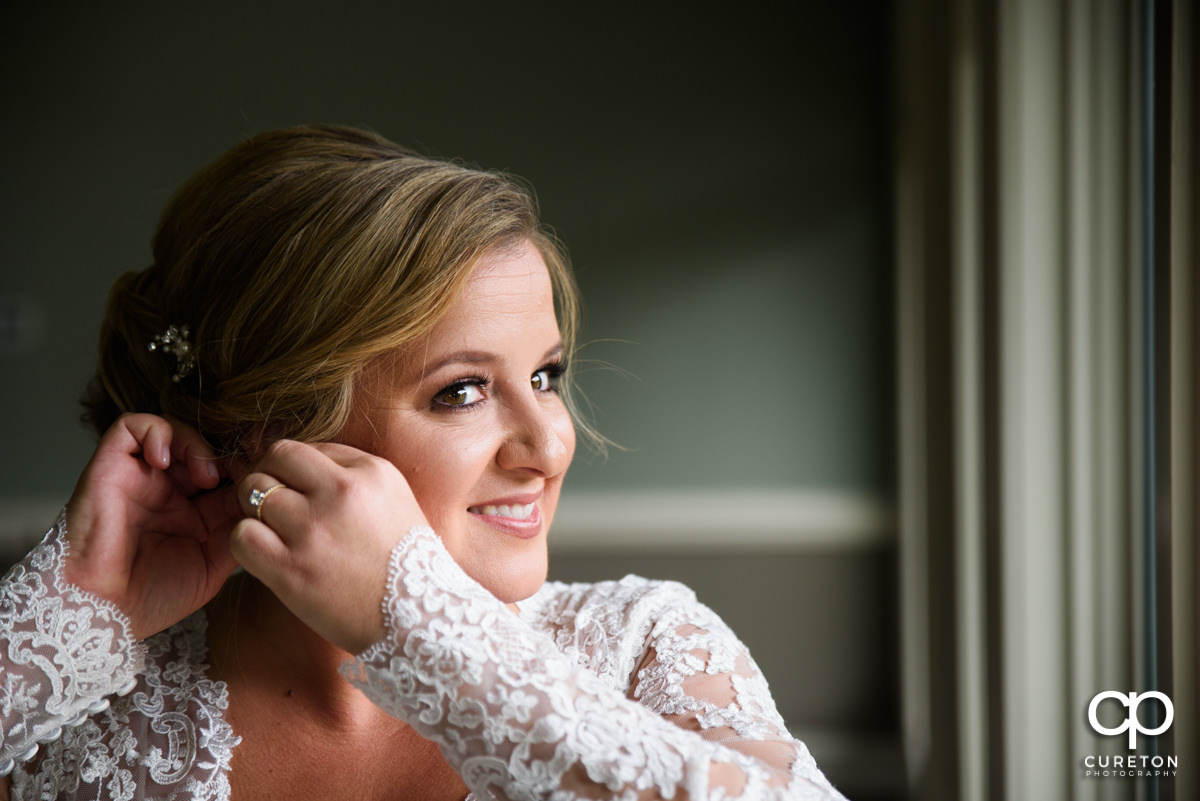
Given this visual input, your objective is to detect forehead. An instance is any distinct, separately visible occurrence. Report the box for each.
[459,244,553,299]
[349,243,563,414]
[430,244,556,335]
[371,243,558,385]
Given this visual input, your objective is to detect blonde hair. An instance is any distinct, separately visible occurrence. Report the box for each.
[82,125,583,457]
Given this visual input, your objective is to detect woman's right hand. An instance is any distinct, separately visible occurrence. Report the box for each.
[64,413,243,640]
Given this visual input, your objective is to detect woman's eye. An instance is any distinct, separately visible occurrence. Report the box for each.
[437,383,484,408]
[531,368,559,392]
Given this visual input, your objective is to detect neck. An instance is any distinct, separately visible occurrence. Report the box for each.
[206,572,373,722]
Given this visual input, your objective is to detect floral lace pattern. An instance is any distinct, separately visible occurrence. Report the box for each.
[2,518,844,800]
[2,515,238,800]
[341,526,846,800]
[11,615,239,800]
[0,512,144,776]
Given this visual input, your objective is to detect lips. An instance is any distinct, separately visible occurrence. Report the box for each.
[467,497,543,539]
[466,502,535,520]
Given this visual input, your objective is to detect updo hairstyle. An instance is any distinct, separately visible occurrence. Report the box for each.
[81,125,580,458]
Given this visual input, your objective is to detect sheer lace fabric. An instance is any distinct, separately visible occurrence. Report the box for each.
[0,513,144,777]
[2,517,845,800]
[1,516,236,801]
[341,527,845,800]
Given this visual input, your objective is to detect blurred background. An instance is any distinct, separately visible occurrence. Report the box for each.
[0,2,899,798]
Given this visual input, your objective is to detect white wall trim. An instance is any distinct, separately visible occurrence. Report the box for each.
[1,490,895,555]
[551,489,894,552]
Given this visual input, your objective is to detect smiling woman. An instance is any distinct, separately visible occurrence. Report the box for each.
[340,244,577,605]
[0,126,847,800]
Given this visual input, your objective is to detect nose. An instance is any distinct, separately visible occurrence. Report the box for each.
[496,397,575,478]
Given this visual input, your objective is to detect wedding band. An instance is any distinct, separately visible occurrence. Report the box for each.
[249,483,286,521]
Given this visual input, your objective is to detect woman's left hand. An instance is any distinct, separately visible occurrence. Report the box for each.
[230,439,429,654]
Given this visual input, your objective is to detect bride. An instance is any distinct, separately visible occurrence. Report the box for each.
[0,125,846,800]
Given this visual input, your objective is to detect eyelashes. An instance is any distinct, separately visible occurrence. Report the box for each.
[432,376,489,410]
[532,359,567,392]
[430,359,567,413]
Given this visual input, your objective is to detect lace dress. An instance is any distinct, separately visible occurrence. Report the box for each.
[1,514,846,800]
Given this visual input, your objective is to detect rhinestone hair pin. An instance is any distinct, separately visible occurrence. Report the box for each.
[148,324,196,382]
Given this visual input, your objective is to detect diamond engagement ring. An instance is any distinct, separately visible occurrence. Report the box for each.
[249,483,286,521]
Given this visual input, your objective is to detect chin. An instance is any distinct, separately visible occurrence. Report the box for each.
[473,554,549,605]
[432,517,550,603]
[492,566,550,605]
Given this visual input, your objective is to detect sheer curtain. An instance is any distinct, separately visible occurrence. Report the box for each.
[893,0,1197,799]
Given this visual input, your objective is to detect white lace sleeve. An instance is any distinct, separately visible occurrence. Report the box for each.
[340,527,847,800]
[0,511,145,776]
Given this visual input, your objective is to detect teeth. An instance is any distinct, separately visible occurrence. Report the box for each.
[470,503,535,520]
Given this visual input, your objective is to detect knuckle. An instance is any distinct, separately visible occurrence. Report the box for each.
[366,454,401,483]
[334,472,363,501]
[265,438,294,459]
[111,412,145,437]
[361,453,388,477]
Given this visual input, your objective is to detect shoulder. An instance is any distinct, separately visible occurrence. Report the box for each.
[520,575,719,690]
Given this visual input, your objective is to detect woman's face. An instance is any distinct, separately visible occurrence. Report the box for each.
[340,241,576,604]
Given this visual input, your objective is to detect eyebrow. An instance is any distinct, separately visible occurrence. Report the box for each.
[420,343,565,377]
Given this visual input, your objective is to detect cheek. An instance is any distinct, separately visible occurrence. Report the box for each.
[554,405,578,465]
[398,429,498,520]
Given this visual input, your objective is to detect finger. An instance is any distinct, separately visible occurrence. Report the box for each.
[251,439,340,494]
[164,417,222,489]
[113,413,175,469]
[238,473,302,529]
[310,441,380,467]
[162,446,221,495]
[312,442,411,498]
[230,518,292,582]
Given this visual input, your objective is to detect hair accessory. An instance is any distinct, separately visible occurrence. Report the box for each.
[148,325,195,382]
[249,483,287,521]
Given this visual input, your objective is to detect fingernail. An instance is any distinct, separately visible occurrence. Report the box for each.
[161,445,171,467]
[204,459,220,481]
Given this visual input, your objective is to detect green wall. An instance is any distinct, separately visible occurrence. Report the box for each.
[0,2,892,501]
